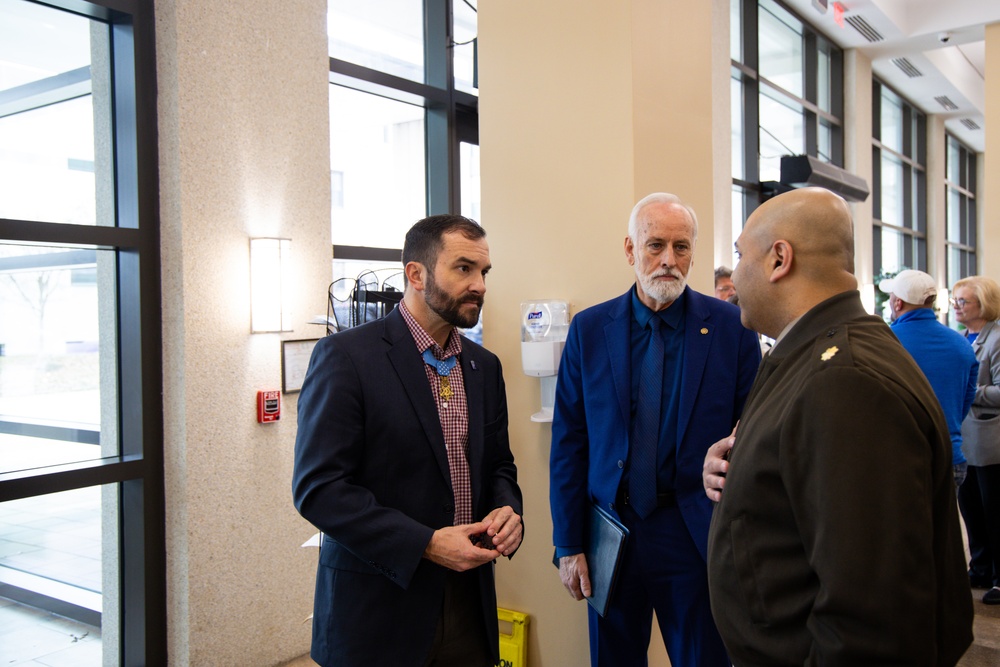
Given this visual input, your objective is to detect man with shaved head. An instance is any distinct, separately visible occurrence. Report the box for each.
[703,188,973,665]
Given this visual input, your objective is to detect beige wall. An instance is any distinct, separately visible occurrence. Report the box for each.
[478,3,633,664]
[479,1,729,665]
[156,0,330,664]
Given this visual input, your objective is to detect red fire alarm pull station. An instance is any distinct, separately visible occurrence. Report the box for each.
[257,390,281,423]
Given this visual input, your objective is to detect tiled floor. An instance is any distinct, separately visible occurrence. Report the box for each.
[0,596,102,666]
[0,483,104,665]
[0,485,103,602]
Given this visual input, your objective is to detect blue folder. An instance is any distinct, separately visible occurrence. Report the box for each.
[553,503,630,617]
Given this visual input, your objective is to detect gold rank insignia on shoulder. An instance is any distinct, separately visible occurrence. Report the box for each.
[821,346,839,361]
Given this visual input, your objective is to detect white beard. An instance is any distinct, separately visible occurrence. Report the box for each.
[638,271,687,305]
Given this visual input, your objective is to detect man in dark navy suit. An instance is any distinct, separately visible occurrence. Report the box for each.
[293,215,523,667]
[550,193,760,667]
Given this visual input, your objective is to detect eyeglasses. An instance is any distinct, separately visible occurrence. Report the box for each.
[951,298,978,308]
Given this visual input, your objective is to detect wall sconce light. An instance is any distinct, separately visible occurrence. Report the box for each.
[250,237,293,333]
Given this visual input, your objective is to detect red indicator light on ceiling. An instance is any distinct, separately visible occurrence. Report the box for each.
[833,2,846,28]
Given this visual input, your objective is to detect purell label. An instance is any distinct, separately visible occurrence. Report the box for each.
[523,304,551,340]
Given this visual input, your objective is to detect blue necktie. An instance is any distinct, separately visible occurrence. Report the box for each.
[630,316,663,518]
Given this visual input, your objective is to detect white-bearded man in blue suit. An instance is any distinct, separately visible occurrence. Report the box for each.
[550,193,760,667]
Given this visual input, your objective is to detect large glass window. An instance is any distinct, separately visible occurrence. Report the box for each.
[0,245,115,473]
[759,87,805,182]
[731,72,745,182]
[945,135,976,287]
[459,141,480,220]
[327,0,481,340]
[329,85,426,249]
[327,0,424,83]
[730,0,742,62]
[0,485,112,662]
[0,0,163,664]
[730,0,844,232]
[758,0,803,98]
[730,0,757,230]
[731,184,746,257]
[0,3,110,226]
[328,0,478,258]
[756,0,843,176]
[817,42,833,114]
[872,81,926,282]
[453,0,478,96]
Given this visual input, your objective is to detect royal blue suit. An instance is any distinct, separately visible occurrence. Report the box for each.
[550,286,760,666]
[293,307,522,667]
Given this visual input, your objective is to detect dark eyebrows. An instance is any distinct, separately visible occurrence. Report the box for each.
[455,255,492,272]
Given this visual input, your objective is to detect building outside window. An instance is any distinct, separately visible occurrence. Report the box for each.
[730,0,844,241]
[945,134,977,290]
[0,0,164,664]
[872,80,927,290]
[326,0,480,338]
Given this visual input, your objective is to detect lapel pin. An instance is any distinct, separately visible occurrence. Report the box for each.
[700,328,708,335]
[821,346,839,361]
[470,360,477,370]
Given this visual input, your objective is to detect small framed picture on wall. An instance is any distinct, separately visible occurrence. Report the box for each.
[281,338,320,394]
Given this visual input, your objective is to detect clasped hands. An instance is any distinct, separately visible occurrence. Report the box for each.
[424,505,523,572]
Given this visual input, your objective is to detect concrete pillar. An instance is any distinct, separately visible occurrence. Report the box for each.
[156,0,331,663]
[844,49,874,305]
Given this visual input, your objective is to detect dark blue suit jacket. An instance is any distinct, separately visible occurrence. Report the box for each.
[293,307,522,667]
[550,286,760,560]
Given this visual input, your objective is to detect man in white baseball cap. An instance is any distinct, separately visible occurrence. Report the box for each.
[879,269,938,310]
[880,269,979,490]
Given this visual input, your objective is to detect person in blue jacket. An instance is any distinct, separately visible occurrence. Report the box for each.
[881,268,979,489]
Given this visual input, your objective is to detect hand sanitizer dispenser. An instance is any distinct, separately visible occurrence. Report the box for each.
[521,300,569,422]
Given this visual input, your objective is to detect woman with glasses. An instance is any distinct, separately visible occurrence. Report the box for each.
[953,276,1000,604]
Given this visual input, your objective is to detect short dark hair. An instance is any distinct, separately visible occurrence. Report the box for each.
[402,214,486,269]
[715,266,733,286]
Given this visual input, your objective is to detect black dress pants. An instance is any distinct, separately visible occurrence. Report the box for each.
[959,462,1000,586]
[422,569,492,667]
